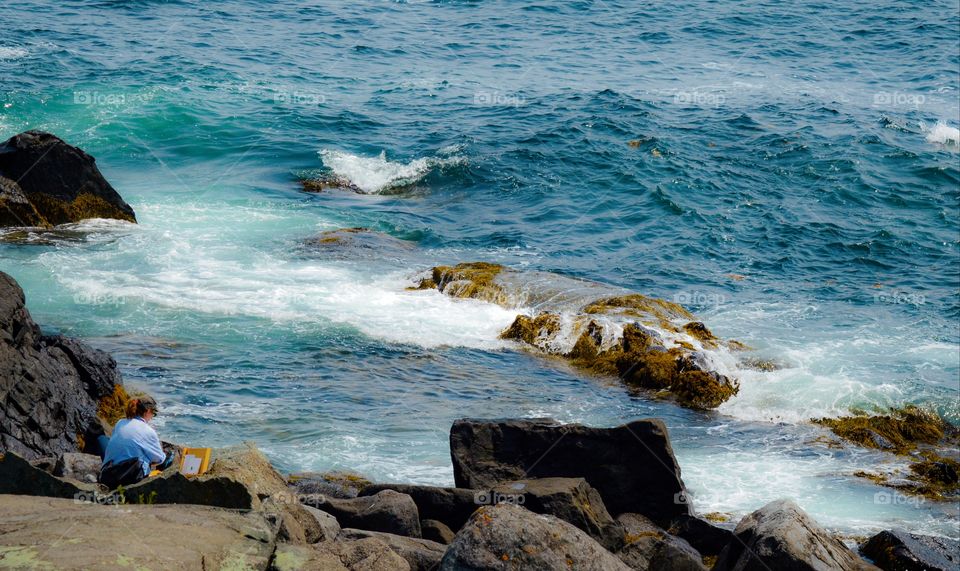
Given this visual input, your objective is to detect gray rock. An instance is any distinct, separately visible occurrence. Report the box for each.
[861,529,958,571]
[616,512,706,571]
[54,452,101,484]
[714,499,879,571]
[340,528,446,571]
[421,519,456,545]
[450,417,691,522]
[491,477,623,550]
[440,503,631,571]
[303,505,343,542]
[0,494,277,570]
[0,130,136,227]
[0,451,102,500]
[303,489,422,538]
[360,482,479,532]
[274,538,412,571]
[0,271,125,460]
[667,514,736,557]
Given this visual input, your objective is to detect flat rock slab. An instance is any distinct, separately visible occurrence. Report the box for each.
[0,495,277,570]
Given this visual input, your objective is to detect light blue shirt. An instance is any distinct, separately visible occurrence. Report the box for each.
[103,417,165,477]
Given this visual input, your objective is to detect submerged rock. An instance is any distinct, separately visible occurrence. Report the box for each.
[860,529,958,571]
[415,262,740,409]
[713,499,878,571]
[439,503,630,571]
[0,271,125,460]
[450,418,691,523]
[300,176,364,193]
[0,130,136,227]
[0,495,277,570]
[301,227,415,261]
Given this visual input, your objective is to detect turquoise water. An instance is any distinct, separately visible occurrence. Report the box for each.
[1,0,958,536]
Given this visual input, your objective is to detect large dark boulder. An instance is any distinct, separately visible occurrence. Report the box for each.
[714,499,879,571]
[450,418,691,522]
[0,130,136,227]
[359,483,479,533]
[302,490,422,538]
[439,503,630,571]
[0,271,124,460]
[860,529,958,571]
[616,512,706,571]
[490,477,623,550]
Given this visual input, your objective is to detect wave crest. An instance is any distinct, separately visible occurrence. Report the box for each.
[318,149,466,194]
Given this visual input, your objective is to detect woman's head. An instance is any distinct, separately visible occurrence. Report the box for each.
[125,395,159,420]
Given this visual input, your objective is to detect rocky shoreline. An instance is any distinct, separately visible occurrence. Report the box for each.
[1,131,957,570]
[0,271,956,570]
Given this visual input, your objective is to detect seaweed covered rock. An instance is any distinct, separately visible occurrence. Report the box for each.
[450,418,691,522]
[0,131,136,227]
[0,271,125,460]
[415,262,740,409]
[860,529,958,571]
[440,503,630,571]
[412,262,508,304]
[713,499,878,571]
[814,407,960,500]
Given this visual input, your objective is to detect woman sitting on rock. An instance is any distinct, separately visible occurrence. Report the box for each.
[98,395,173,488]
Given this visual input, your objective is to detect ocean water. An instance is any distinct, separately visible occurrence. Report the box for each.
[1,0,958,537]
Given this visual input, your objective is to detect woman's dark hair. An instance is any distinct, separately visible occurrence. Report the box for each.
[125,396,158,419]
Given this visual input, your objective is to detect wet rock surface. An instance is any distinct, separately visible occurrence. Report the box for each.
[0,271,125,460]
[0,130,136,227]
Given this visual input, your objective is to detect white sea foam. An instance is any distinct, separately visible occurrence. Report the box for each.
[40,200,514,351]
[0,47,28,60]
[318,149,466,193]
[924,120,960,146]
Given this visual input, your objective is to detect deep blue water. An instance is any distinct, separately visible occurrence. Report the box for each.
[1,0,958,536]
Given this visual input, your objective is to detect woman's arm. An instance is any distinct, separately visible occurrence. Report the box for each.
[140,425,166,465]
